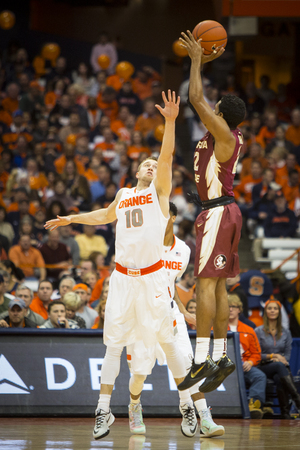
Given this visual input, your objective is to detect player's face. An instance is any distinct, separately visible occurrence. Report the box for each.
[137,160,158,182]
[266,302,280,320]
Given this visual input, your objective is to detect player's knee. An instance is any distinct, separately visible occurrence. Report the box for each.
[100,345,123,385]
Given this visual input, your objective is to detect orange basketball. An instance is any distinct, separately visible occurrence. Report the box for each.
[192,20,227,55]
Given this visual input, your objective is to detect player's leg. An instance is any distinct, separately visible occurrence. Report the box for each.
[128,374,147,434]
[160,340,198,437]
[199,278,235,393]
[178,277,220,391]
[93,345,123,440]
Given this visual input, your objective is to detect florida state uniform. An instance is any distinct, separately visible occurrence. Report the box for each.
[104,182,174,348]
[193,129,243,278]
[127,236,193,375]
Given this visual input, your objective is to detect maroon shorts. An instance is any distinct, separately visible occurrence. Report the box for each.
[194,202,242,278]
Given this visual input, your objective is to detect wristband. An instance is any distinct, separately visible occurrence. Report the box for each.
[269,354,273,360]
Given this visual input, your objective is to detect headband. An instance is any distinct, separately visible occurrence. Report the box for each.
[264,296,281,309]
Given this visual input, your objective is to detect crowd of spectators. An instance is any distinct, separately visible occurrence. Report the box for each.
[0,37,300,334]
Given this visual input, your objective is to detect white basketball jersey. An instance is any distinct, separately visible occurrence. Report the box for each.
[115,182,168,268]
[163,236,191,298]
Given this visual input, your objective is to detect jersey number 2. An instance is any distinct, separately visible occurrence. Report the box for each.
[125,208,143,228]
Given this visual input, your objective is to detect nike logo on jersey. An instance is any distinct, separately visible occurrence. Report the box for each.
[155,294,162,298]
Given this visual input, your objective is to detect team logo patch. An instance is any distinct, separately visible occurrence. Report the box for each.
[214,254,227,270]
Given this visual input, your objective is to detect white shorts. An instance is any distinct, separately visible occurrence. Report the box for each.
[127,303,193,375]
[104,267,175,348]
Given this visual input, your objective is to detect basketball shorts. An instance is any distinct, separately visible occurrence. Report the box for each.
[104,267,175,348]
[194,202,242,278]
[127,303,193,375]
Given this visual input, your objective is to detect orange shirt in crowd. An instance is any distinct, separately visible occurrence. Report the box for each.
[2,130,33,149]
[30,296,49,320]
[84,168,99,183]
[111,119,125,135]
[285,125,300,146]
[0,109,13,126]
[6,202,38,215]
[54,155,85,175]
[0,171,9,193]
[127,145,151,160]
[2,97,19,115]
[135,113,164,137]
[94,142,116,164]
[29,173,48,191]
[240,157,269,180]
[275,164,300,187]
[281,181,300,203]
[176,284,194,308]
[227,321,262,366]
[132,73,161,100]
[8,245,45,278]
[106,74,125,92]
[90,270,110,304]
[255,126,276,149]
[96,93,119,121]
[44,91,59,110]
[233,175,263,204]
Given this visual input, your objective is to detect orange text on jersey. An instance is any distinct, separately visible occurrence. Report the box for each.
[163,260,182,271]
[119,194,153,209]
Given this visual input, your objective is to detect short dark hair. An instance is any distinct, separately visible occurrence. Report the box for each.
[169,202,178,217]
[219,94,246,130]
[48,300,65,314]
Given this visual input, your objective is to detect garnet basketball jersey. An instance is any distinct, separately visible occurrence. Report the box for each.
[194,129,243,201]
[115,182,168,268]
[163,236,191,298]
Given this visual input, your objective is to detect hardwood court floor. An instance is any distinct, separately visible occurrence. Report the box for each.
[0,417,300,450]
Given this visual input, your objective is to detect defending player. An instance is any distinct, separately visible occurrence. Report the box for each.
[177,31,246,393]
[45,90,191,440]
[127,202,225,438]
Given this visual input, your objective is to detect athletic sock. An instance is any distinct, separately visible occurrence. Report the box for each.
[96,394,111,414]
[194,398,208,415]
[130,396,140,405]
[178,389,193,407]
[212,338,227,361]
[194,337,210,364]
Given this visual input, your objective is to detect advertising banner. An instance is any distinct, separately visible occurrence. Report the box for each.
[0,331,247,417]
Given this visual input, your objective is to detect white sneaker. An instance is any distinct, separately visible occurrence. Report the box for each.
[93,408,115,440]
[199,407,225,437]
[128,402,146,434]
[179,403,198,437]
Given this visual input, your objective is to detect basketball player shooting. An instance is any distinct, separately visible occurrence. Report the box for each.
[177,31,246,393]
[45,90,192,440]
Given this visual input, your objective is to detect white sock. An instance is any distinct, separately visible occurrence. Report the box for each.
[212,338,227,361]
[96,394,111,414]
[178,389,193,407]
[195,338,210,364]
[130,396,140,404]
[194,398,208,414]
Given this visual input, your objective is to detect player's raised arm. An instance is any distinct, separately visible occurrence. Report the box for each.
[154,90,180,198]
[179,31,232,142]
[44,189,123,231]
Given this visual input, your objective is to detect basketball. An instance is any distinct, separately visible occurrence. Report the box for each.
[192,20,227,55]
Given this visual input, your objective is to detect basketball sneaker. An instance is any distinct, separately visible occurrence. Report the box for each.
[177,356,220,391]
[93,408,115,440]
[199,407,225,437]
[128,402,146,434]
[179,403,198,437]
[199,355,236,393]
